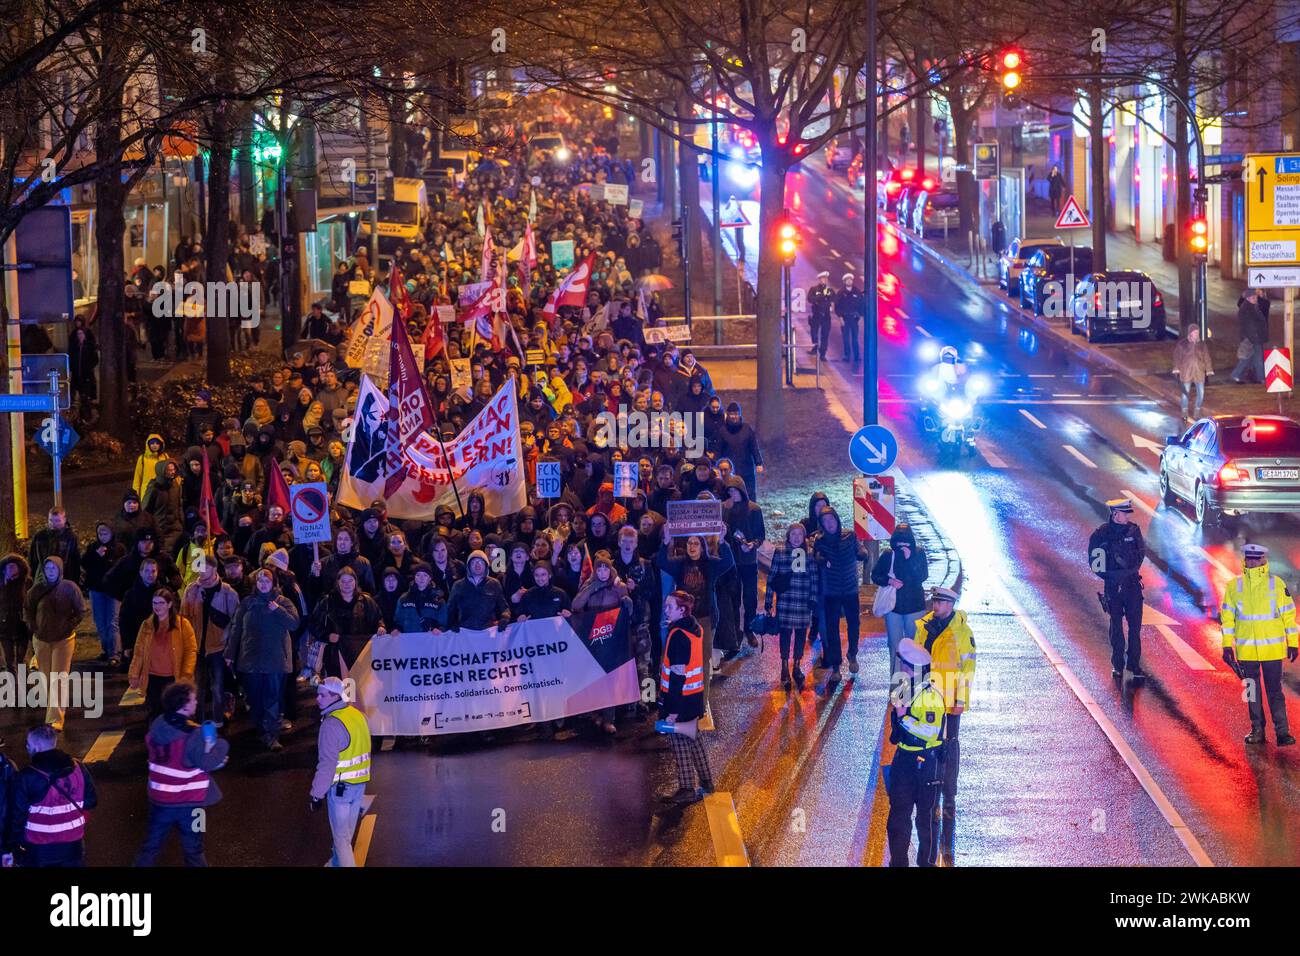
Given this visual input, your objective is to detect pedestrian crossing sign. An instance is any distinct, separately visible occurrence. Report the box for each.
[1054,195,1090,230]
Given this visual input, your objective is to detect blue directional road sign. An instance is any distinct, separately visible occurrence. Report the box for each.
[0,393,57,413]
[849,424,898,475]
[36,417,78,459]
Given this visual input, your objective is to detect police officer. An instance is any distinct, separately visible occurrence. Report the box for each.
[913,585,975,866]
[310,676,372,866]
[1088,497,1145,681]
[833,273,864,365]
[885,637,948,867]
[807,271,835,361]
[1220,543,1297,746]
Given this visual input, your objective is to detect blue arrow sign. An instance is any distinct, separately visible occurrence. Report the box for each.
[0,393,57,413]
[36,417,78,459]
[848,424,898,475]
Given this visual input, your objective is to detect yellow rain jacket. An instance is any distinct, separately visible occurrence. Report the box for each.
[1220,562,1299,662]
[914,610,977,712]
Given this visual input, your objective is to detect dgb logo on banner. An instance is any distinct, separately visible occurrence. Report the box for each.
[289,482,332,544]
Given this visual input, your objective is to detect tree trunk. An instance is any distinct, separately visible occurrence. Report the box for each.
[952,102,976,235]
[237,107,256,232]
[206,101,234,384]
[754,150,787,443]
[1088,75,1108,272]
[915,87,928,174]
[389,91,407,178]
[1172,0,1194,328]
[677,89,705,296]
[94,20,130,439]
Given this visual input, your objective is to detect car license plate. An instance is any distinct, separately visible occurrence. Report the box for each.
[1257,467,1299,480]
[1119,300,1140,309]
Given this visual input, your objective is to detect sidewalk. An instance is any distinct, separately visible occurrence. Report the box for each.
[914,204,1300,421]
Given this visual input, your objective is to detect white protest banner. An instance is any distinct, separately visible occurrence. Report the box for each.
[289,482,332,545]
[353,610,639,735]
[628,198,644,219]
[613,461,638,498]
[642,324,692,345]
[602,183,629,205]
[338,375,527,519]
[665,498,725,537]
[344,288,393,369]
[435,304,456,324]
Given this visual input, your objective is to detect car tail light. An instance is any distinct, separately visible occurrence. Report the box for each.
[1093,292,1102,313]
[1218,461,1249,485]
[901,168,915,181]
[1151,291,1162,307]
[921,177,935,191]
[886,181,901,196]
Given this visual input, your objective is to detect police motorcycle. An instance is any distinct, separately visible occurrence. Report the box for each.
[917,345,991,465]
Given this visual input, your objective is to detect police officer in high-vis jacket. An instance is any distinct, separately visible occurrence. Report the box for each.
[311,676,372,866]
[1221,543,1297,747]
[885,637,948,867]
[1088,497,1145,681]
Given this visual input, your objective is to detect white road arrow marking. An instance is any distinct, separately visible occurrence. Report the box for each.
[1144,605,1214,671]
[1132,434,1165,455]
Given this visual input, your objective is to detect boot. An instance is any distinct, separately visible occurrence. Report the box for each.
[780,661,791,691]
[1244,729,1265,745]
[792,665,805,691]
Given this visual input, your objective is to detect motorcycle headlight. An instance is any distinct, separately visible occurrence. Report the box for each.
[918,339,941,363]
[965,373,992,398]
[941,398,971,420]
[921,376,943,397]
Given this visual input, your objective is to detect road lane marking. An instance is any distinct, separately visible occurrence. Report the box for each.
[979,442,1009,468]
[994,581,1214,866]
[1154,623,1215,671]
[353,813,377,866]
[703,792,750,866]
[1196,547,1235,579]
[1054,392,1083,398]
[83,731,125,764]
[1121,489,1158,519]
[1062,444,1098,468]
[914,324,933,338]
[380,737,395,751]
[1019,409,1047,429]
[896,309,910,322]
[1028,374,1057,378]
[1132,433,1165,455]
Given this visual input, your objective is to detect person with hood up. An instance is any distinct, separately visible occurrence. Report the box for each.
[226,567,299,750]
[0,554,31,682]
[765,521,820,692]
[713,401,763,501]
[657,534,735,707]
[244,504,292,564]
[723,476,766,646]
[380,530,418,591]
[812,507,868,687]
[309,567,384,679]
[5,724,98,867]
[143,459,184,553]
[181,558,240,726]
[680,460,722,502]
[392,562,447,633]
[24,556,86,730]
[424,537,464,601]
[586,482,627,525]
[82,522,126,667]
[114,490,157,551]
[127,587,197,721]
[445,550,510,630]
[135,681,229,867]
[376,567,404,630]
[871,523,930,662]
[455,491,495,535]
[133,434,169,500]
[702,394,725,451]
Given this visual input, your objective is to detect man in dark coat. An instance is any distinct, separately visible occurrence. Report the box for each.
[712,401,764,501]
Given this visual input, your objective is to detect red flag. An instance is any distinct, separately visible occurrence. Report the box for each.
[389,265,415,322]
[198,453,225,537]
[422,304,446,358]
[383,316,437,497]
[459,281,497,340]
[267,456,292,517]
[541,253,596,329]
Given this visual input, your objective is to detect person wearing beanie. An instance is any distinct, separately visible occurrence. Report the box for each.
[812,505,868,685]
[766,521,820,692]
[308,566,384,679]
[393,561,446,633]
[712,401,763,500]
[82,521,126,667]
[871,523,930,662]
[114,488,157,551]
[445,550,510,630]
[225,566,297,750]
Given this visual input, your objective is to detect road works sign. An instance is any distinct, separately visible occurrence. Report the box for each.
[1266,347,1293,393]
[853,476,896,541]
[1244,153,1300,265]
[1054,195,1090,230]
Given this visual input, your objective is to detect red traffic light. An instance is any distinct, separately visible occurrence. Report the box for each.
[1001,50,1021,70]
[777,220,800,261]
[1189,217,1209,254]
[998,48,1024,89]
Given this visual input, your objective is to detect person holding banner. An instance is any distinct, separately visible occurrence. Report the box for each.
[659,590,714,804]
[573,552,631,735]
[445,551,510,631]
[309,568,384,680]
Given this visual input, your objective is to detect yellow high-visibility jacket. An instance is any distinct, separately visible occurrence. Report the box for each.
[1220,563,1299,662]
[914,610,977,712]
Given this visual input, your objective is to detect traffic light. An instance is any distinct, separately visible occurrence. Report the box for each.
[998,49,1023,90]
[671,217,686,258]
[1189,215,1209,260]
[777,219,800,266]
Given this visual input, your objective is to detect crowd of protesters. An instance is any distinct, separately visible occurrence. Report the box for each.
[0,101,905,862]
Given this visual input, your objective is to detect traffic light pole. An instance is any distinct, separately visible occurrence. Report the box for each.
[863,0,879,426]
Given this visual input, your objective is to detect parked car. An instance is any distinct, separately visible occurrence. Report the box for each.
[1068,270,1167,342]
[1020,245,1094,315]
[877,166,917,214]
[1159,415,1300,525]
[847,154,867,191]
[998,237,1064,295]
[913,187,961,238]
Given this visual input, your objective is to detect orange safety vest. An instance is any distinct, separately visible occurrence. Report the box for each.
[25,764,86,844]
[146,730,211,805]
[660,620,704,696]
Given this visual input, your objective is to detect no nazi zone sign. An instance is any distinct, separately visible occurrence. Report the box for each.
[290,482,333,544]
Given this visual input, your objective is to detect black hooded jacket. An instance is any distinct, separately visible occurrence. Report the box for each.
[722,477,766,567]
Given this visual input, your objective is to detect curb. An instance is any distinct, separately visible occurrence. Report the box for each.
[907,233,1187,412]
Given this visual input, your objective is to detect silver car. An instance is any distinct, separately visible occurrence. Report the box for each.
[1159,415,1300,525]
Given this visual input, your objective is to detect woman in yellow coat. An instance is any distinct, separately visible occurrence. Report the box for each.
[128,587,198,720]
